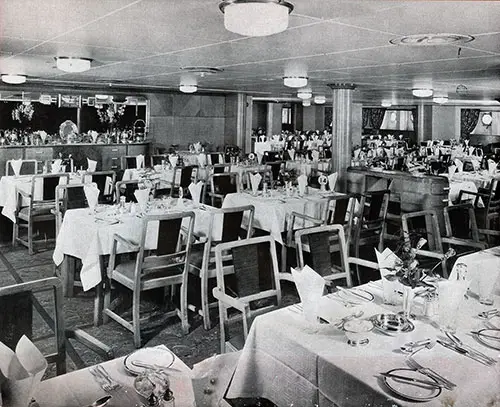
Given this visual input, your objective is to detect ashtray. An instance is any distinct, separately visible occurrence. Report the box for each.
[370,313,414,333]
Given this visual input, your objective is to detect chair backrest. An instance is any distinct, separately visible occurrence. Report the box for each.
[122,155,137,170]
[210,172,240,197]
[31,174,70,203]
[0,277,66,375]
[359,189,390,224]
[262,151,281,163]
[295,224,352,287]
[136,212,195,278]
[83,171,116,204]
[214,235,281,304]
[266,161,284,182]
[443,203,480,241]
[116,180,140,202]
[401,209,443,252]
[324,195,353,226]
[151,155,165,167]
[209,152,223,165]
[6,159,38,176]
[213,163,231,174]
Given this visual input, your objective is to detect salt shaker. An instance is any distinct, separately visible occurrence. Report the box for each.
[424,291,438,318]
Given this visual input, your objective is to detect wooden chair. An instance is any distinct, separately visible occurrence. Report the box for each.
[13,173,70,255]
[208,172,240,207]
[212,163,232,174]
[266,161,285,185]
[401,209,454,278]
[262,151,281,163]
[115,180,140,203]
[102,211,195,348]
[212,235,282,353]
[82,171,116,204]
[0,277,66,375]
[459,179,500,232]
[6,159,38,176]
[171,165,197,198]
[209,152,224,166]
[121,155,145,170]
[151,154,166,167]
[294,224,352,288]
[188,205,254,330]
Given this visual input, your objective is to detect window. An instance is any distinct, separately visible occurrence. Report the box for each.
[282,106,292,125]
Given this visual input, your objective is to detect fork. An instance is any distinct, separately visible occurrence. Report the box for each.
[90,366,121,392]
[407,351,456,390]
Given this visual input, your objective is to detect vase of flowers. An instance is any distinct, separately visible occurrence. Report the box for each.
[96,104,126,140]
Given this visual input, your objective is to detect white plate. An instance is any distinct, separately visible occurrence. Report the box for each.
[473,329,500,351]
[383,368,441,402]
[123,347,175,375]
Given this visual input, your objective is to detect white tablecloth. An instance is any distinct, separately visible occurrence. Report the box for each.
[227,280,500,406]
[222,190,339,244]
[0,174,78,223]
[34,345,194,407]
[53,202,220,291]
[448,180,478,204]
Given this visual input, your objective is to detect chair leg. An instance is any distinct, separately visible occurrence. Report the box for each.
[28,221,34,255]
[201,273,211,330]
[132,288,141,348]
[12,221,17,247]
[219,303,227,353]
[179,283,190,335]
[102,281,111,325]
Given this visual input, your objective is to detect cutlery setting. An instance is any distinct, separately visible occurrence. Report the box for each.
[89,365,121,392]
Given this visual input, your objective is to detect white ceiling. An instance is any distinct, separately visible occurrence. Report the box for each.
[1,0,500,105]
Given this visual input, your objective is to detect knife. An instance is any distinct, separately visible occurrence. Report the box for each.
[379,372,442,389]
[437,339,494,366]
[335,286,371,302]
[445,332,497,365]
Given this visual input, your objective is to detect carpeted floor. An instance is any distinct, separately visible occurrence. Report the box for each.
[0,240,299,380]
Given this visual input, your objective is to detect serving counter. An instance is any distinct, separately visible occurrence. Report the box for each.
[0,142,150,176]
[346,167,450,230]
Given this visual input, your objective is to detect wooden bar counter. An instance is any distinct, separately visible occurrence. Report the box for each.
[346,167,450,230]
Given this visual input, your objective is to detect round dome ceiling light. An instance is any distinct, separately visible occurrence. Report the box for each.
[482,113,493,126]
[1,74,27,84]
[433,96,449,104]
[314,95,326,104]
[302,99,311,107]
[219,0,294,37]
[456,84,468,95]
[381,100,392,107]
[283,76,308,88]
[56,57,92,73]
[179,84,198,93]
[412,88,433,98]
[390,33,474,46]
[297,89,312,99]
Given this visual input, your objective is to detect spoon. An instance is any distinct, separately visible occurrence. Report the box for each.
[400,338,432,353]
[87,395,112,407]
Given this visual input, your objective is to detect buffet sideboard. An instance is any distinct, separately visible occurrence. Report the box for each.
[0,142,150,176]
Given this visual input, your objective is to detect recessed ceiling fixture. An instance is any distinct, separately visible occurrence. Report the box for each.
[179,84,198,93]
[433,96,449,104]
[412,88,433,98]
[381,100,392,107]
[56,57,92,73]
[283,76,308,88]
[302,100,311,107]
[390,33,474,46]
[219,0,294,37]
[1,74,26,84]
[297,89,312,99]
[314,95,326,104]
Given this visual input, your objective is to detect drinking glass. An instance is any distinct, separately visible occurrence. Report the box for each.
[478,274,495,306]
[343,319,373,346]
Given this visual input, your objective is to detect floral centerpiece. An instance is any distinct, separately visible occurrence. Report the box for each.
[96,104,126,131]
[12,102,35,130]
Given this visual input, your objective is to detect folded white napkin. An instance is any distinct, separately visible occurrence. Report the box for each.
[10,158,23,176]
[454,158,463,173]
[169,154,178,168]
[488,159,497,174]
[134,188,150,212]
[297,174,307,196]
[0,335,47,407]
[51,159,62,173]
[353,148,361,159]
[471,158,481,171]
[375,248,400,270]
[188,181,204,203]
[136,154,145,169]
[39,130,47,144]
[197,153,207,167]
[87,158,97,172]
[448,165,457,177]
[291,265,325,323]
[249,173,262,195]
[84,184,100,210]
[287,149,295,160]
[193,142,202,153]
[90,130,99,143]
[104,176,113,195]
[311,150,320,162]
[256,152,263,164]
[328,173,338,191]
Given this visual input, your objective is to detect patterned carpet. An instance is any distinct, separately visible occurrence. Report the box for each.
[0,241,298,380]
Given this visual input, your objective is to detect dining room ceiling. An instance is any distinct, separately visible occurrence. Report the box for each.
[1,0,500,106]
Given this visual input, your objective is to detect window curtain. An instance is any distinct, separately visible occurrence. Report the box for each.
[369,108,386,130]
[362,108,371,128]
[460,109,480,137]
[380,110,414,131]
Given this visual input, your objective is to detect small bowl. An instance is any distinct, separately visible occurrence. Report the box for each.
[343,319,374,346]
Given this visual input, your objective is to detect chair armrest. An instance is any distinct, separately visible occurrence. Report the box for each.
[478,228,500,237]
[414,249,445,259]
[112,233,140,251]
[17,189,31,199]
[442,237,486,250]
[212,288,247,313]
[286,211,323,245]
[347,257,379,270]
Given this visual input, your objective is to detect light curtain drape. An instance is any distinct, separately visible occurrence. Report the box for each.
[461,109,480,137]
[380,110,415,131]
[362,108,386,129]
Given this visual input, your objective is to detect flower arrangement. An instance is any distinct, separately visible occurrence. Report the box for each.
[384,238,456,288]
[96,104,126,127]
[12,102,35,125]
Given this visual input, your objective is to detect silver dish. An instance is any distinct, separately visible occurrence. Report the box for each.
[370,313,415,333]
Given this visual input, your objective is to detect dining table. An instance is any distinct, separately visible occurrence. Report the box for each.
[226,273,500,406]
[0,173,80,223]
[222,188,340,245]
[33,345,195,407]
[53,199,221,294]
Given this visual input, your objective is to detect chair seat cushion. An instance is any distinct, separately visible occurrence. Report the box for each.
[113,257,184,288]
[18,204,56,220]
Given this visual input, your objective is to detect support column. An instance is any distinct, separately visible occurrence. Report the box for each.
[328,83,356,192]
[266,102,274,139]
